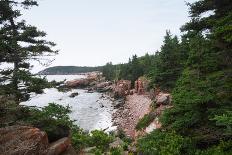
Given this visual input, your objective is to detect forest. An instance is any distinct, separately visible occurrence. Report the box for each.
[0,0,232,154]
[39,66,103,75]
[102,0,232,154]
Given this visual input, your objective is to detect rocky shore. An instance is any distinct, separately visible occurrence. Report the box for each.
[0,126,75,155]
[112,94,152,138]
[65,72,172,137]
[0,72,173,154]
[64,73,172,139]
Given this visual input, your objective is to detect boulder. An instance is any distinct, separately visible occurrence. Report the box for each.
[0,126,49,155]
[0,126,74,155]
[47,137,71,155]
[114,80,131,98]
[113,98,125,108]
[69,92,79,98]
[66,79,90,88]
[96,81,112,88]
[155,93,171,105]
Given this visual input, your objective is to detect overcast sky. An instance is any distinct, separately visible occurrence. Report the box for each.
[22,0,196,72]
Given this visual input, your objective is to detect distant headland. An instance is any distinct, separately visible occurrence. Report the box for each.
[38,66,103,75]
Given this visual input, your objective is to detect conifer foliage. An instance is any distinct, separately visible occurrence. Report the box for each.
[0,0,57,102]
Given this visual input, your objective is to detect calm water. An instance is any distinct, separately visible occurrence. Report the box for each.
[21,75,116,132]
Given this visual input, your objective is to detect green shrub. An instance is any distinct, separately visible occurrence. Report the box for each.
[71,128,91,151]
[91,148,103,155]
[195,140,232,155]
[136,112,156,130]
[23,103,74,142]
[110,147,123,155]
[89,130,113,152]
[137,130,192,155]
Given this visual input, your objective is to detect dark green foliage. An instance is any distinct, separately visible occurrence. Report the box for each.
[0,0,57,102]
[39,66,103,75]
[136,112,156,131]
[137,130,192,155]
[24,103,74,142]
[160,0,232,152]
[195,140,232,155]
[103,55,144,86]
[71,128,91,151]
[89,130,113,152]
[150,31,187,91]
[102,32,187,90]
[211,111,232,135]
[110,147,123,155]
[102,62,116,80]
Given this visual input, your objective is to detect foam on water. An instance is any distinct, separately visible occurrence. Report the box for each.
[20,75,116,132]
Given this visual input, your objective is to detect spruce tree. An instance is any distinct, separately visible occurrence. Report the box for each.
[152,30,185,91]
[161,0,232,149]
[0,0,58,102]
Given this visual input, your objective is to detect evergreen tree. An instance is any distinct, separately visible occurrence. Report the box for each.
[0,0,57,102]
[102,62,115,81]
[152,31,185,91]
[161,0,232,150]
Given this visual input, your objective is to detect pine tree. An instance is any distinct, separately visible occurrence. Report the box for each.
[0,0,58,102]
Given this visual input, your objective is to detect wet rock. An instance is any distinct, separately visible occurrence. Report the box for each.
[87,89,94,93]
[69,92,79,98]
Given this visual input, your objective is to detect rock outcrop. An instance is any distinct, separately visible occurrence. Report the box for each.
[66,72,101,88]
[0,126,49,155]
[0,126,74,155]
[47,137,71,155]
[134,77,150,95]
[113,80,131,98]
[66,78,91,88]
[155,92,172,106]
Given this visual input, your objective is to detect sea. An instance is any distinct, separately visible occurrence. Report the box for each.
[20,75,116,132]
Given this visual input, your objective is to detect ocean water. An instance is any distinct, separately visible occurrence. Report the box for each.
[20,75,116,132]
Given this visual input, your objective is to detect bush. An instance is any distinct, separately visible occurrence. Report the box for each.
[23,103,75,142]
[89,130,113,152]
[71,128,91,151]
[110,147,123,155]
[137,130,192,155]
[195,140,232,155]
[136,112,156,130]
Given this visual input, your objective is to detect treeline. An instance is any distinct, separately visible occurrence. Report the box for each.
[103,30,187,91]
[39,66,103,75]
[103,0,232,154]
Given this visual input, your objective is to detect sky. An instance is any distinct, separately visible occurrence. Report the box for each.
[21,0,197,72]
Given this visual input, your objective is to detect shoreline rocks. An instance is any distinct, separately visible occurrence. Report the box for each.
[69,92,79,98]
[112,94,152,138]
[0,126,74,155]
